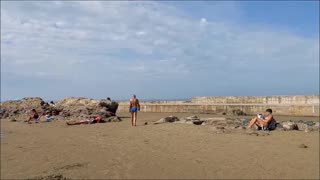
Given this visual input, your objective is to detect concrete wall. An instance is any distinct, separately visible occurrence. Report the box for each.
[118,95,319,116]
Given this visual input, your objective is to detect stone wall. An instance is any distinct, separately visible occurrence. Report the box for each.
[117,95,319,116]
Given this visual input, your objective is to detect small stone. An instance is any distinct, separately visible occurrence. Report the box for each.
[144,122,148,125]
[298,144,308,148]
[304,128,312,133]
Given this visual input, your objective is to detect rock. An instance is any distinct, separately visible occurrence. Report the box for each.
[184,115,200,121]
[298,144,308,148]
[296,123,308,131]
[56,97,118,119]
[0,97,45,119]
[276,123,283,128]
[305,121,315,126]
[0,97,119,120]
[282,121,299,130]
[232,109,246,116]
[241,119,250,126]
[106,116,122,122]
[192,120,204,125]
[294,120,304,124]
[154,116,179,124]
[304,127,313,133]
[201,117,227,126]
[144,122,148,125]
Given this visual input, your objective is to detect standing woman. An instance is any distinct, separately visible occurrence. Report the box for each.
[129,95,140,126]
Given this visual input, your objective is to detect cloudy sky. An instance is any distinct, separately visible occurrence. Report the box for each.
[1,1,319,101]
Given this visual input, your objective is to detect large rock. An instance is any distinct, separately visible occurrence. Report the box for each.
[56,97,118,118]
[0,97,46,119]
[0,97,119,120]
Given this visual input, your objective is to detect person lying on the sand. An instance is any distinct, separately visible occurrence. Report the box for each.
[246,108,276,130]
[129,95,140,126]
[26,109,40,123]
[66,116,103,125]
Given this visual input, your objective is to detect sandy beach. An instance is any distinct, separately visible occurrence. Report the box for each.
[1,112,319,179]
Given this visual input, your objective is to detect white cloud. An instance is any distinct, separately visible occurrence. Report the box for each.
[1,1,318,100]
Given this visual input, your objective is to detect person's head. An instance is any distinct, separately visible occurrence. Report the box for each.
[31,109,36,113]
[50,101,54,104]
[132,94,136,99]
[107,97,111,101]
[265,108,272,116]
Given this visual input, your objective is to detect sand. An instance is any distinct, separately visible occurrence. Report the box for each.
[1,112,319,179]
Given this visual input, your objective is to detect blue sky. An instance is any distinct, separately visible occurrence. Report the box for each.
[1,1,319,101]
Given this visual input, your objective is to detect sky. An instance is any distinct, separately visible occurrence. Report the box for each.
[1,1,319,101]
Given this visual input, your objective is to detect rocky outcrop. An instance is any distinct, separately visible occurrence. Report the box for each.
[156,115,319,134]
[0,97,119,120]
[0,97,46,119]
[55,97,118,119]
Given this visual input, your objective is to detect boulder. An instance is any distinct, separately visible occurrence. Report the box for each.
[0,97,45,119]
[0,97,119,120]
[154,116,179,124]
[282,121,299,130]
[56,97,118,118]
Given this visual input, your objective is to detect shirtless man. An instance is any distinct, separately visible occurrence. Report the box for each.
[247,109,275,130]
[129,95,140,126]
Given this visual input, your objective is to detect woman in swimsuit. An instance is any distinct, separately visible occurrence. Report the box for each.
[129,95,140,126]
[27,109,39,123]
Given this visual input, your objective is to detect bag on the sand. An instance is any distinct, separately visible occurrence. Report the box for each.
[266,119,277,130]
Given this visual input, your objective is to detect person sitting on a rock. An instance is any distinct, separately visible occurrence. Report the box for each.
[66,116,103,125]
[48,101,56,107]
[27,109,40,123]
[246,109,276,130]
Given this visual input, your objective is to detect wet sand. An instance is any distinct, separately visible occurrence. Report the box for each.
[1,112,319,179]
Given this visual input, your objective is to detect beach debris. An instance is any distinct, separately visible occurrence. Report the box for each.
[298,144,308,148]
[154,116,179,124]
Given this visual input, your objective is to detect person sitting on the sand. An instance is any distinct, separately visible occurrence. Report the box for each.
[246,109,276,130]
[27,109,40,123]
[66,116,103,125]
[45,112,54,122]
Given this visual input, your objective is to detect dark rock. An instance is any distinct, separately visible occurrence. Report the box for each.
[298,144,308,148]
[276,123,283,128]
[232,109,246,116]
[305,121,315,126]
[193,121,204,125]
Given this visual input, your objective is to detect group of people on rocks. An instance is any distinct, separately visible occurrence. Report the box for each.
[26,95,276,130]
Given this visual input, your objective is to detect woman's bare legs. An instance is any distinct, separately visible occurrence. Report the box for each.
[247,117,258,129]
